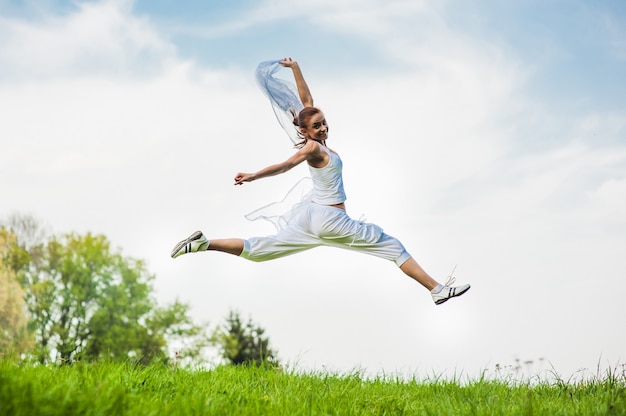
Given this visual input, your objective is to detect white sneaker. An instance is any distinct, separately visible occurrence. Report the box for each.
[431,274,470,305]
[432,283,470,305]
[171,231,209,258]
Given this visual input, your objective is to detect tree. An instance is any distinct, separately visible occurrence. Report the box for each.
[0,228,34,358]
[215,309,278,366]
[143,300,212,365]
[2,216,210,364]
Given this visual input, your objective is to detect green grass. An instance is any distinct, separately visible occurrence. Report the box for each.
[1,359,625,415]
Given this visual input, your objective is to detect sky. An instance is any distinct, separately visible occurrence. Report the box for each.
[1,0,625,381]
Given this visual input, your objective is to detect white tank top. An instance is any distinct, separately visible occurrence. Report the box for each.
[308,144,346,205]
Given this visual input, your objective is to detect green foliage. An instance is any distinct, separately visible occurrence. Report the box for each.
[1,360,625,416]
[0,229,34,358]
[215,309,277,367]
[146,300,213,364]
[3,214,284,369]
[1,214,211,365]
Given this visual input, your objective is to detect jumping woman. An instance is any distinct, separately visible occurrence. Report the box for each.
[171,58,470,305]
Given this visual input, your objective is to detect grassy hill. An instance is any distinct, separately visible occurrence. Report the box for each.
[1,359,624,415]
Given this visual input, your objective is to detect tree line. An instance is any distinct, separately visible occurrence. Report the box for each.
[0,214,277,367]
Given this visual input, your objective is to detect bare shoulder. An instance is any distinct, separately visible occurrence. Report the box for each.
[294,140,314,155]
[301,140,320,152]
[301,140,328,167]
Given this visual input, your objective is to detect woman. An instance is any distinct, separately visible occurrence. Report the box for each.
[171,58,470,305]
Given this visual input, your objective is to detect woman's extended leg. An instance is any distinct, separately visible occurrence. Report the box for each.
[171,231,244,258]
[171,227,318,260]
[207,238,244,256]
[399,257,439,291]
[401,257,471,304]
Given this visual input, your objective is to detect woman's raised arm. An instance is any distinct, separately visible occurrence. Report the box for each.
[280,58,313,108]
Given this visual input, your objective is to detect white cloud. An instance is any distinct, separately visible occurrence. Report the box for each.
[161,0,440,45]
[0,0,175,80]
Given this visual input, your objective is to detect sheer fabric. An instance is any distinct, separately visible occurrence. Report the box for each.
[244,177,313,232]
[255,60,304,145]
[248,60,311,231]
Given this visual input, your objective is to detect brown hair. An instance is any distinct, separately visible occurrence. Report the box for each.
[294,106,323,148]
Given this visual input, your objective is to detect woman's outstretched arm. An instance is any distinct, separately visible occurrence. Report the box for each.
[234,140,321,185]
[280,58,313,108]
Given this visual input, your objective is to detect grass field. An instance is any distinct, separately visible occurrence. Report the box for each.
[1,359,625,415]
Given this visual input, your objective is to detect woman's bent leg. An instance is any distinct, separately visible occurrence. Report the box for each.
[311,208,439,291]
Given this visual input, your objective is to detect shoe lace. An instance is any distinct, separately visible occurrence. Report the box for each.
[444,264,457,287]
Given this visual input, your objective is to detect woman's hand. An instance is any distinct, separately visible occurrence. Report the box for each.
[279,57,298,68]
[234,172,254,185]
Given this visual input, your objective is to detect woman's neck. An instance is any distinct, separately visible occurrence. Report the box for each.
[309,138,326,147]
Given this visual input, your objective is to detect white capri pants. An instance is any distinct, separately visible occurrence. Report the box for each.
[240,203,411,267]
